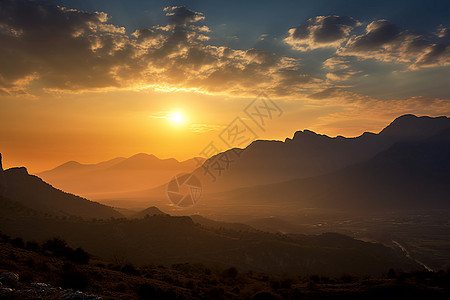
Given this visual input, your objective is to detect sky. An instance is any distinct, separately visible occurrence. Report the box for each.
[0,0,449,172]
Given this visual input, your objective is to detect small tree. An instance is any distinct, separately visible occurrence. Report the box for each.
[42,237,71,257]
[25,240,39,251]
[69,247,90,264]
[11,237,25,248]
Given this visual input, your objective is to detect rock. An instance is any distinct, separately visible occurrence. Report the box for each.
[0,288,14,295]
[61,290,103,299]
[0,272,19,288]
[30,282,51,288]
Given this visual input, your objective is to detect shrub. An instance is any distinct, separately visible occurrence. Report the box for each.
[60,264,89,290]
[137,283,177,300]
[121,263,140,275]
[387,268,397,279]
[25,240,39,251]
[252,291,279,300]
[222,267,238,279]
[69,247,90,264]
[24,258,36,268]
[11,237,25,248]
[42,237,71,257]
[114,283,128,292]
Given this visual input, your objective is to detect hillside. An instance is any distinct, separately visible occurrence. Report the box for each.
[2,236,448,300]
[0,195,421,276]
[0,155,122,219]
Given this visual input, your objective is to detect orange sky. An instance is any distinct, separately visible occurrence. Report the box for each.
[1,2,449,173]
[2,88,449,173]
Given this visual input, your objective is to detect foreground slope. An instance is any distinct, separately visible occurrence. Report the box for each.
[0,195,420,276]
[0,155,121,219]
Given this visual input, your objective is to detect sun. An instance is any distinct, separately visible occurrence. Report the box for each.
[170,111,184,124]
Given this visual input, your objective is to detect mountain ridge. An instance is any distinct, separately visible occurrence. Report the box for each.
[192,114,450,194]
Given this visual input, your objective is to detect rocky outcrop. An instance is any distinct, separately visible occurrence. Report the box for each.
[0,272,102,299]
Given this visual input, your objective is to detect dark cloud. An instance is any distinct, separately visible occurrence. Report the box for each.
[314,16,358,43]
[164,6,205,26]
[0,1,316,97]
[285,15,359,50]
[0,0,133,92]
[341,21,450,68]
[415,43,448,66]
[286,16,449,71]
[346,20,400,51]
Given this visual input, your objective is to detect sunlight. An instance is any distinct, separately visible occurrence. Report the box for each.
[170,111,184,125]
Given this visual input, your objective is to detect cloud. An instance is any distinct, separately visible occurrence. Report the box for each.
[164,6,205,26]
[340,20,450,69]
[285,16,450,71]
[285,16,359,51]
[0,1,317,98]
[189,123,224,133]
[322,57,360,81]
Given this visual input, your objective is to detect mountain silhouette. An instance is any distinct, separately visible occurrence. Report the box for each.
[135,114,450,207]
[132,206,166,218]
[208,126,450,212]
[0,154,121,219]
[191,114,450,194]
[38,154,205,200]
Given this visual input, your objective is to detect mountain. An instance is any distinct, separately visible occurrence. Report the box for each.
[0,154,121,219]
[132,206,166,218]
[206,126,450,213]
[191,114,450,194]
[0,198,421,276]
[38,154,205,200]
[190,215,255,231]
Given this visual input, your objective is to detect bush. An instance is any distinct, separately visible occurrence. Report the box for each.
[114,283,128,292]
[121,263,140,275]
[69,247,90,264]
[222,267,238,279]
[387,268,397,279]
[252,291,279,300]
[25,240,39,251]
[137,283,178,300]
[11,237,25,248]
[60,263,89,290]
[42,238,71,257]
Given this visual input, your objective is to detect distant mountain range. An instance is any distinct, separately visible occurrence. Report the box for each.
[207,126,450,214]
[194,114,450,194]
[37,153,205,199]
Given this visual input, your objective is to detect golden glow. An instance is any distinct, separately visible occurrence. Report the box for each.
[170,111,184,124]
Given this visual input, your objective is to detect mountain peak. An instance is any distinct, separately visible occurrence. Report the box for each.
[129,153,158,160]
[0,153,3,172]
[5,167,29,176]
[379,114,450,138]
[288,129,329,142]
